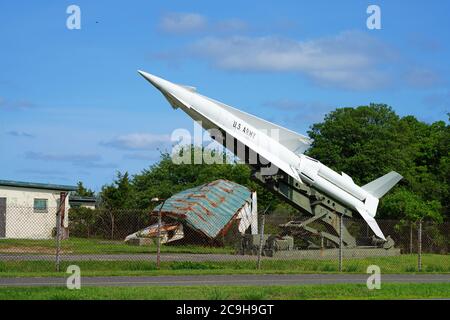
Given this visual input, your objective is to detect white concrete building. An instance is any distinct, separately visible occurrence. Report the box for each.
[0,180,77,239]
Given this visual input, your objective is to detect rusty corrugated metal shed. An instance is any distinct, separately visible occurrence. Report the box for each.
[152,179,252,238]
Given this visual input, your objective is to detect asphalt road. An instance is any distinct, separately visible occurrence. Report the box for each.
[0,274,449,287]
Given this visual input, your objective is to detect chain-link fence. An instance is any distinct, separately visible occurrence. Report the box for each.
[0,205,448,274]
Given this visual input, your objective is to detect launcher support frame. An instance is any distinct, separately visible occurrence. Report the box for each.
[252,170,357,248]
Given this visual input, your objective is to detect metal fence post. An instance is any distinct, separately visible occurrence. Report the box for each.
[410,221,413,254]
[418,218,423,272]
[156,199,166,270]
[55,192,68,272]
[157,208,162,269]
[55,206,61,272]
[110,210,115,240]
[257,213,265,270]
[339,213,343,272]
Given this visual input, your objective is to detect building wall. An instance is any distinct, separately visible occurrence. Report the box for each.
[0,186,70,239]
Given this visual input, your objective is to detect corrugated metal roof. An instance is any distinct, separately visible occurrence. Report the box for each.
[0,179,77,191]
[152,179,252,238]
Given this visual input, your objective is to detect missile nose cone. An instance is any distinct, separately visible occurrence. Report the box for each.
[137,70,152,79]
[137,70,172,95]
[137,69,146,78]
[138,70,159,87]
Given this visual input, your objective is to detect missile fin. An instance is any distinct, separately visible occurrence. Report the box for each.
[203,96,312,155]
[341,172,354,184]
[292,166,303,184]
[362,171,403,199]
[356,206,386,240]
[160,91,193,110]
[179,85,197,92]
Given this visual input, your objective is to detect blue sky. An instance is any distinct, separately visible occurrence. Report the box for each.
[0,0,449,191]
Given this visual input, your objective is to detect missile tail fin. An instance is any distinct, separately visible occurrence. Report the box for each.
[362,171,403,199]
[356,206,386,241]
[356,172,402,240]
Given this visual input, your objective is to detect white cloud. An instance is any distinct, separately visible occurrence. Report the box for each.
[190,31,396,90]
[101,133,171,150]
[160,13,207,34]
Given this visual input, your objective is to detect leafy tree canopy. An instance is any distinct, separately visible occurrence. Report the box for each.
[380,188,442,222]
[100,146,281,211]
[307,103,448,220]
[73,181,95,197]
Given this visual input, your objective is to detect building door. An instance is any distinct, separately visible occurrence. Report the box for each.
[0,198,5,238]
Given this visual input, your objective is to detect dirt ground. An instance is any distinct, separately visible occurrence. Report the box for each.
[0,246,72,254]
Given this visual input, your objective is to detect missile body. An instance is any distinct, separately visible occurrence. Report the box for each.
[139,71,402,240]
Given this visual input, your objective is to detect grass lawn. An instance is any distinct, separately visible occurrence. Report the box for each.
[0,283,448,300]
[0,254,448,277]
[0,237,234,254]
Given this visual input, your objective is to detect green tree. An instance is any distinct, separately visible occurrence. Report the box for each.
[307,104,415,185]
[380,189,442,223]
[68,206,97,238]
[307,103,448,221]
[73,181,95,197]
[100,171,133,209]
[130,145,279,210]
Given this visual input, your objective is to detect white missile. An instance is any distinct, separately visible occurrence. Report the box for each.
[138,70,402,240]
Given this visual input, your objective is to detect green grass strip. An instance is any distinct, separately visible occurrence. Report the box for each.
[0,254,448,277]
[0,283,448,300]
